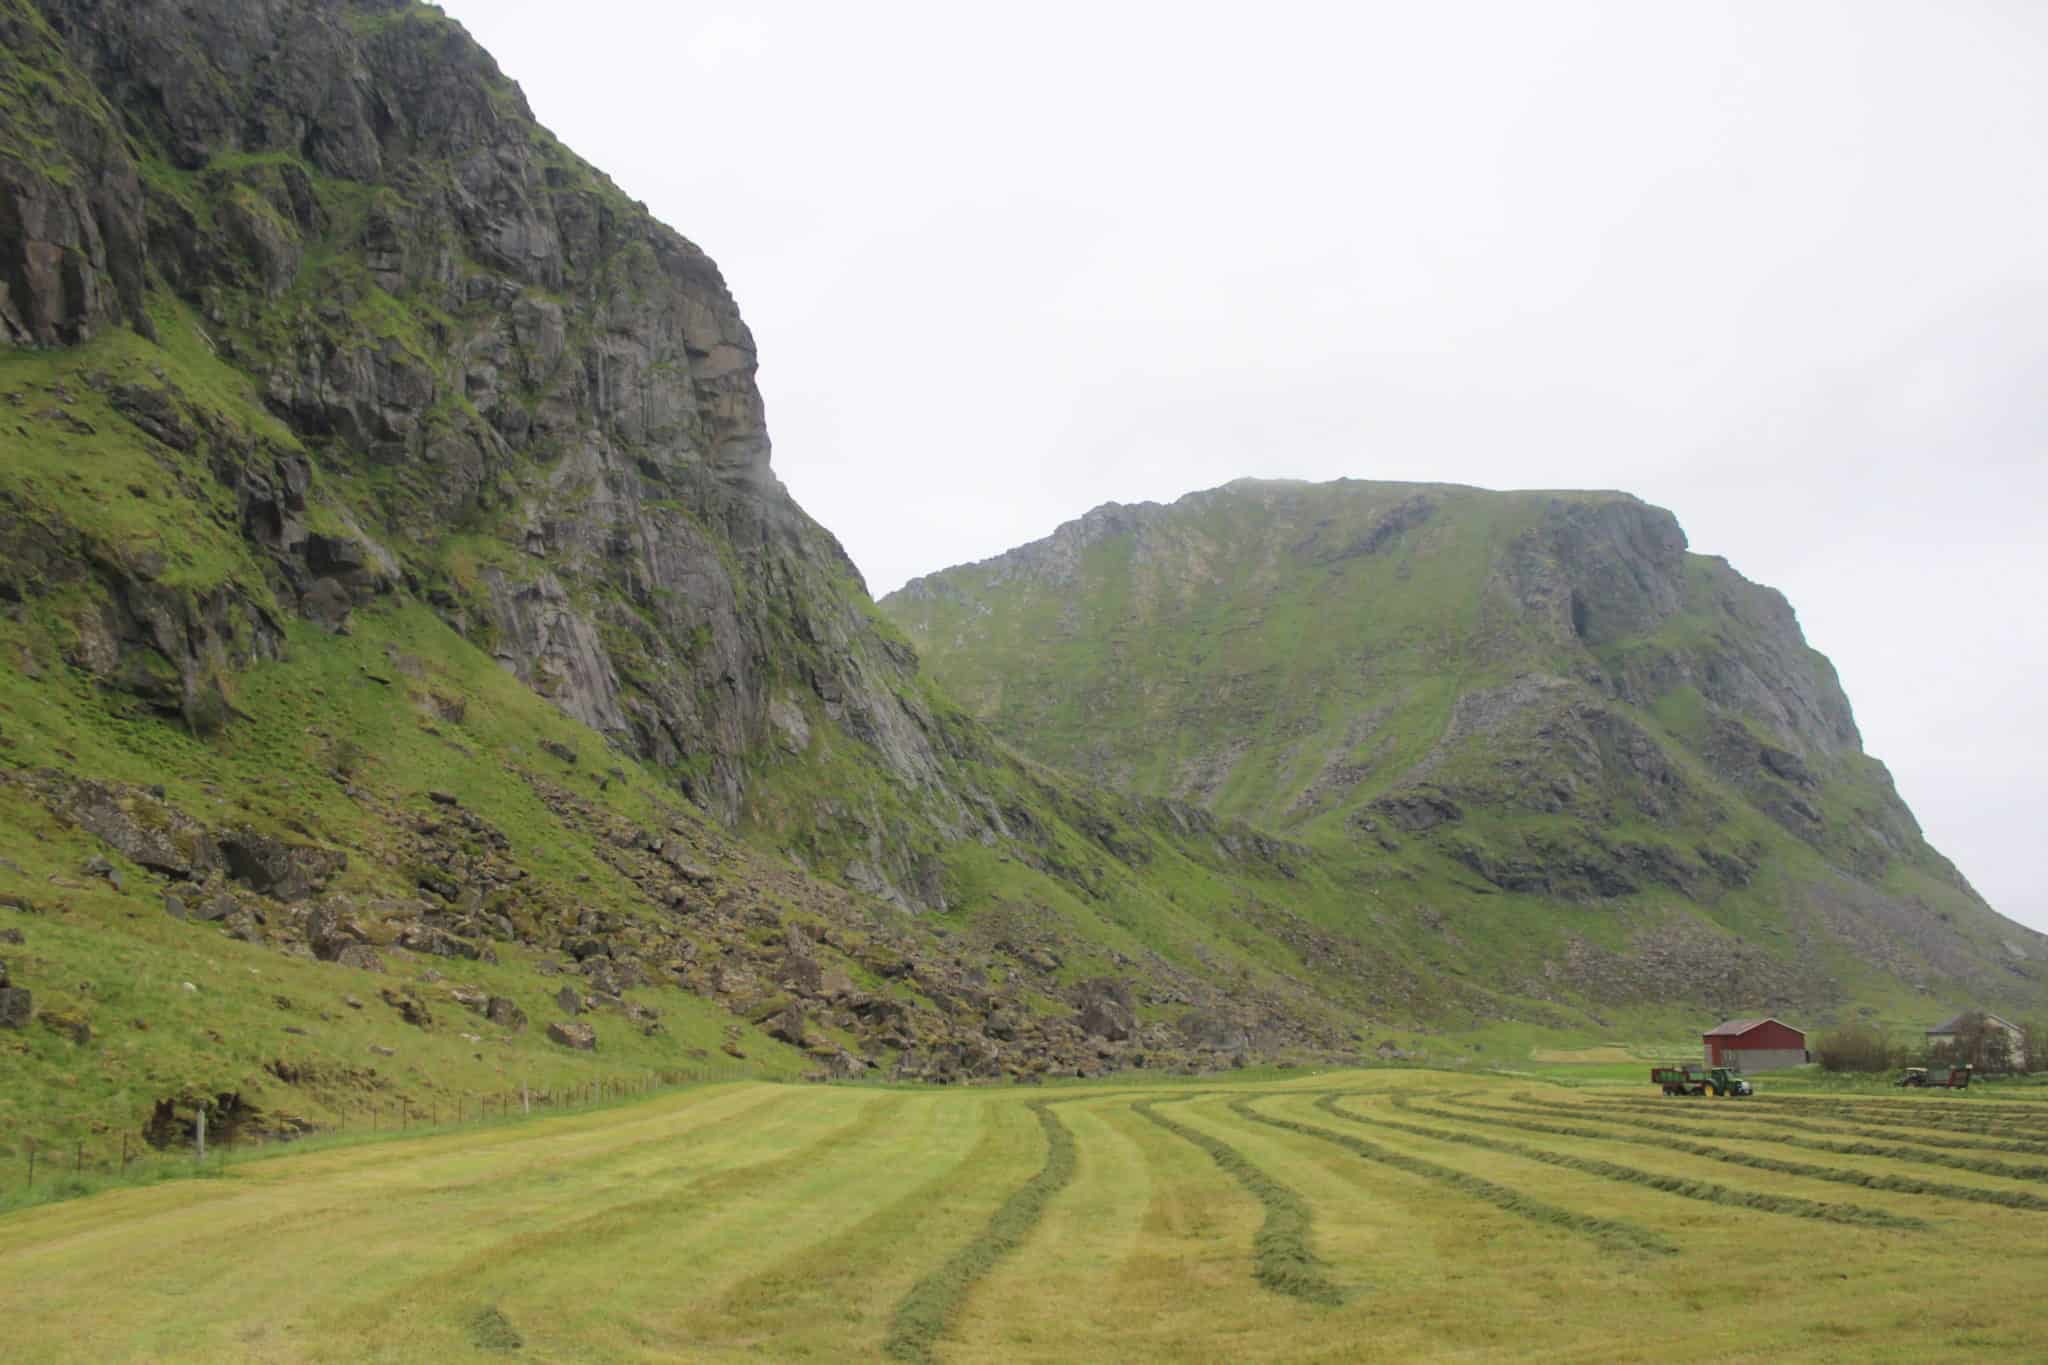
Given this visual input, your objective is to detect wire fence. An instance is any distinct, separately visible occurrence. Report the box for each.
[7,1059,775,1208]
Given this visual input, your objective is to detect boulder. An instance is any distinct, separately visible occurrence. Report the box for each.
[486,996,527,1031]
[449,985,488,1013]
[547,1020,596,1051]
[764,1005,807,1047]
[56,780,220,879]
[396,925,481,959]
[1178,1010,1252,1054]
[1073,978,1136,1042]
[379,988,432,1028]
[305,899,364,959]
[217,831,344,901]
[556,986,583,1015]
[0,986,30,1028]
[581,957,623,996]
[334,944,385,973]
[191,892,239,923]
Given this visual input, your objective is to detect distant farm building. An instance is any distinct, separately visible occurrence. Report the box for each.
[1927,1012,2028,1070]
[1703,1018,1808,1072]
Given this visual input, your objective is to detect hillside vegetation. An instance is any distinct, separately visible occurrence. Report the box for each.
[0,0,1639,1156]
[885,479,2048,1019]
[0,0,2040,1162]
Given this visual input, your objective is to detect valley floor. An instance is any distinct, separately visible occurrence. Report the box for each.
[3,1070,2045,1362]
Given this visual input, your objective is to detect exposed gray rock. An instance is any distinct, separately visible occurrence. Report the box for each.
[547,1020,595,1051]
[219,831,345,902]
[333,944,384,973]
[1073,978,1136,1042]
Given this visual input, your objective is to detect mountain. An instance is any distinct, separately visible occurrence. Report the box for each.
[3,1,2037,1152]
[884,478,2048,1016]
[0,0,1451,1146]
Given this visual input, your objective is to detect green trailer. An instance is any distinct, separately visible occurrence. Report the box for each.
[1651,1064,1754,1097]
[1898,1064,1973,1089]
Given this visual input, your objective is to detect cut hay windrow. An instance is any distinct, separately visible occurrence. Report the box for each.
[1328,1097,1926,1229]
[1131,1099,1344,1306]
[1419,1097,2048,1213]
[1228,1099,1677,1256]
[1507,1096,2048,1186]
[882,1101,1078,1364]
[1739,1097,2048,1138]
[1586,1098,2048,1160]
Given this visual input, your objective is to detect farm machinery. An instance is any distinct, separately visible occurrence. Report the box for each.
[1651,1064,1754,1097]
[1896,1065,1974,1089]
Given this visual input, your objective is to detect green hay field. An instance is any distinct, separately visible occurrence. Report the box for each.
[6,1070,2048,1362]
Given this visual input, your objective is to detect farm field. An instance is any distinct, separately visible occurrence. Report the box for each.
[4,1070,2048,1362]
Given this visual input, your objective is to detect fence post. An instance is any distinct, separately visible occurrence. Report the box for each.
[74,1140,81,1174]
[26,1139,35,1189]
[195,1107,206,1165]
[523,1082,530,1116]
[121,1135,130,1175]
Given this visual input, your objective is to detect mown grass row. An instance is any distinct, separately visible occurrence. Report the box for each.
[1228,1099,1677,1256]
[1131,1099,1343,1306]
[1420,1097,2048,1212]
[1589,1098,2048,1159]
[1333,1097,1926,1229]
[883,1102,1079,1364]
[1549,1099,2048,1182]
[1742,1097,2048,1137]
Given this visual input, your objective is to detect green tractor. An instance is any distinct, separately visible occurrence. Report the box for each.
[1651,1064,1754,1097]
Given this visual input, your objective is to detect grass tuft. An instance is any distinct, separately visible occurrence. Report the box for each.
[469,1305,523,1352]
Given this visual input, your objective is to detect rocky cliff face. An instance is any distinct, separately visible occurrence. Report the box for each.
[4,0,947,831]
[4,0,1467,1124]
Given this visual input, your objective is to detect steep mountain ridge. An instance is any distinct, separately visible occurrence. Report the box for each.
[2,1,2037,1155]
[885,477,2043,1011]
[2,1,1627,1154]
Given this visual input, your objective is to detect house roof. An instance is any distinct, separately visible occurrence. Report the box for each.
[1928,1012,2018,1035]
[1703,1017,1803,1039]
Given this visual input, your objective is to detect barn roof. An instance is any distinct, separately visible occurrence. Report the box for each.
[1703,1017,1803,1039]
[1928,1012,2018,1035]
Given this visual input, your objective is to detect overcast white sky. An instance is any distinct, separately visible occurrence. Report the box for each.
[445,1,2048,934]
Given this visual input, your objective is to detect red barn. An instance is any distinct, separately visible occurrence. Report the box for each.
[1703,1018,1807,1072]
